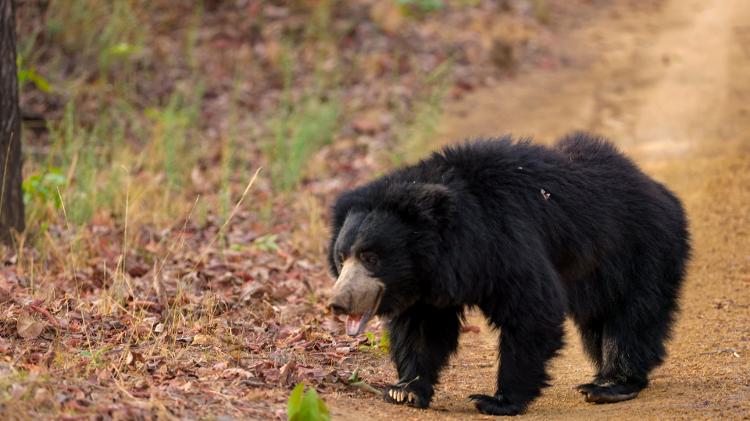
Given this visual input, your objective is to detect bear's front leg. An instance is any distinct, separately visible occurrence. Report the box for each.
[473,288,565,416]
[384,303,463,409]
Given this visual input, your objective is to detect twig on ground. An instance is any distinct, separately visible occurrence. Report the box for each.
[27,302,62,328]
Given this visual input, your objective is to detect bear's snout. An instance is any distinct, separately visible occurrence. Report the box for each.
[328,294,351,316]
[328,259,385,317]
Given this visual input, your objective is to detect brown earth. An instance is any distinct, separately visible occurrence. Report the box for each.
[328,0,750,419]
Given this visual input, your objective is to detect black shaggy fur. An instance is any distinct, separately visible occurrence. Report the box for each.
[328,133,690,416]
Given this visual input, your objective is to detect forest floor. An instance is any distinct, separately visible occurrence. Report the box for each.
[329,0,750,419]
[2,0,749,419]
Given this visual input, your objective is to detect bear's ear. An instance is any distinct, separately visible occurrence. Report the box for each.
[385,183,456,227]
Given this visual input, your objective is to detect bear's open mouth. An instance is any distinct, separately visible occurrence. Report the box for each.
[344,286,383,336]
[345,313,371,336]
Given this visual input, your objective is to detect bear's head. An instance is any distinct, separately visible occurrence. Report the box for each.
[327,182,456,336]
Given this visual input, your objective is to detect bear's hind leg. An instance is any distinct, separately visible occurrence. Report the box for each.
[578,320,603,368]
[573,320,605,394]
[578,309,671,404]
[385,304,463,408]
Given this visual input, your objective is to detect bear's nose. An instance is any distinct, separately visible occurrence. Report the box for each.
[328,295,349,316]
[329,302,347,316]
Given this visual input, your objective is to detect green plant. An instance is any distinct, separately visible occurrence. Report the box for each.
[219,72,247,223]
[45,0,146,76]
[397,0,445,16]
[268,97,339,192]
[265,48,340,191]
[393,59,453,164]
[22,168,66,208]
[253,234,280,252]
[16,56,51,93]
[305,0,334,43]
[22,168,66,241]
[99,41,142,71]
[360,331,390,353]
[287,383,330,421]
[145,88,204,192]
[80,345,111,370]
[35,80,203,227]
[44,102,125,225]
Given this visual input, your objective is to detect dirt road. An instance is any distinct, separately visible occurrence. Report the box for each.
[329,0,750,418]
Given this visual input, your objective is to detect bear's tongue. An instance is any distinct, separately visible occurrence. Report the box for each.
[345,314,369,336]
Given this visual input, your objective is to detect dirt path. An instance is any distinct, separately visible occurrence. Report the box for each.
[328,0,750,419]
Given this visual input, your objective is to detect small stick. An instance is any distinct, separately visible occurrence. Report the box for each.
[28,303,61,328]
[349,381,382,396]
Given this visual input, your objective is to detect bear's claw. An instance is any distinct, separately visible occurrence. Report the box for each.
[383,384,428,408]
[469,394,523,416]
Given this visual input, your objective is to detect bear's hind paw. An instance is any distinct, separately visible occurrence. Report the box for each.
[384,385,429,408]
[576,382,640,404]
[469,394,523,416]
[575,383,599,395]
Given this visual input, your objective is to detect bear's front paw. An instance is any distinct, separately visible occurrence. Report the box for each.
[469,394,523,416]
[383,383,431,408]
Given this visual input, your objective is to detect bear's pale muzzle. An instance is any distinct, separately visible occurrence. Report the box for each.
[328,259,384,336]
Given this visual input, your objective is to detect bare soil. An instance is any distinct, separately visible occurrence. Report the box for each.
[328,0,750,419]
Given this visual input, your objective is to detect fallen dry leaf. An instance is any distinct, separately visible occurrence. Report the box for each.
[191,334,212,345]
[17,315,45,340]
[279,358,297,386]
[222,367,255,379]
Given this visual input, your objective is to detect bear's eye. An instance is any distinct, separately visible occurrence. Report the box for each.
[359,251,379,269]
[337,252,345,267]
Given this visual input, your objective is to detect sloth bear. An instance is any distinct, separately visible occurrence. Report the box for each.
[327,133,690,416]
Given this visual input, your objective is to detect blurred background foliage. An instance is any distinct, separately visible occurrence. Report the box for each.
[16,0,553,264]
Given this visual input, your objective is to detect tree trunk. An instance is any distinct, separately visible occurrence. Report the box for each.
[0,0,25,245]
